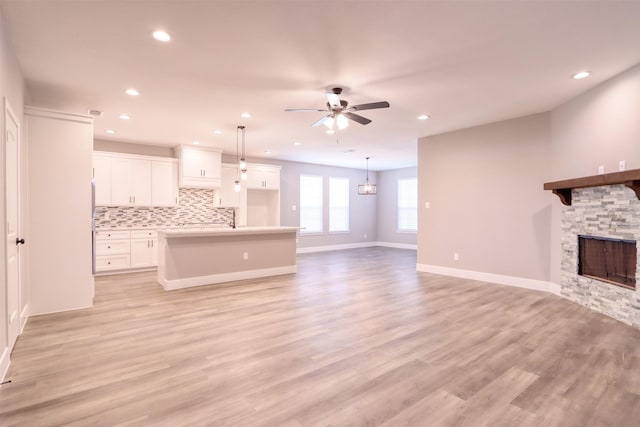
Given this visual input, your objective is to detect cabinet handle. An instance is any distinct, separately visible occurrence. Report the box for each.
[133,196,136,203]
[92,167,95,178]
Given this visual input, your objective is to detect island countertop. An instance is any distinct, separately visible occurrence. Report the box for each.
[157,226,299,238]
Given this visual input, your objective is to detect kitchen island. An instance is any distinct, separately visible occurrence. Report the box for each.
[156,226,298,290]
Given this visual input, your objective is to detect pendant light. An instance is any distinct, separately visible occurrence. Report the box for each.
[358,157,377,195]
[238,125,247,180]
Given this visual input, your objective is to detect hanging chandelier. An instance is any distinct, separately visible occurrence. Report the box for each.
[358,157,377,195]
[238,125,248,180]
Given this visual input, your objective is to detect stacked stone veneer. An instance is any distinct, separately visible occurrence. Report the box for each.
[561,184,640,328]
[95,188,234,229]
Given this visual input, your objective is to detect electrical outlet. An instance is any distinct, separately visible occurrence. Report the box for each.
[146,212,152,220]
[291,205,297,211]
[454,253,459,261]
[425,201,430,209]
[619,160,626,171]
[243,252,249,260]
[598,165,605,174]
[364,233,367,239]
[104,212,110,220]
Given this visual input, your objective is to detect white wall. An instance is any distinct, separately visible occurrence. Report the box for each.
[417,113,553,282]
[549,63,640,283]
[0,6,26,378]
[376,167,417,247]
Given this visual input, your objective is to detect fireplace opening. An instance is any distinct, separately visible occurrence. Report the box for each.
[578,235,637,290]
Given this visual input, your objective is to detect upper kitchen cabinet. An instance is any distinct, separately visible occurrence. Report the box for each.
[151,160,178,206]
[93,152,178,207]
[215,163,241,207]
[246,163,281,190]
[92,153,112,205]
[111,157,151,205]
[178,146,222,188]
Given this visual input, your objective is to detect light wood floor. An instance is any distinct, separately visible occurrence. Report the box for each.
[1,247,640,426]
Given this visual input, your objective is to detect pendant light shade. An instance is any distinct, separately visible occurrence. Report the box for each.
[358,157,377,195]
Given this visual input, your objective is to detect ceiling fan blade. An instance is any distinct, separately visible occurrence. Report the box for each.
[285,108,328,112]
[343,112,372,125]
[312,115,332,127]
[349,101,390,111]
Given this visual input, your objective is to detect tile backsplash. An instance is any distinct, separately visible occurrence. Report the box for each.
[95,188,234,229]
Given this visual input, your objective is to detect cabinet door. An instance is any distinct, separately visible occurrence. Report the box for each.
[219,164,241,207]
[130,159,151,205]
[181,147,204,179]
[93,154,112,205]
[150,238,158,266]
[130,238,153,268]
[151,160,177,206]
[201,150,221,180]
[263,168,280,190]
[111,157,133,205]
[246,169,266,189]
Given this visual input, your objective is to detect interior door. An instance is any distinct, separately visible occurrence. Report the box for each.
[5,98,21,349]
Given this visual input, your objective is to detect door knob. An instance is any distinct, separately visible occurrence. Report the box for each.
[16,238,25,245]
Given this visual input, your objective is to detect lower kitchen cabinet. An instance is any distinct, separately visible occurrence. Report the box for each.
[130,230,158,268]
[94,229,158,273]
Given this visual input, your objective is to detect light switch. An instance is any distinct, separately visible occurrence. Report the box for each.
[291,205,297,211]
[425,202,430,209]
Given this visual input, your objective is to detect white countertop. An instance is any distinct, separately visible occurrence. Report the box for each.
[157,226,299,238]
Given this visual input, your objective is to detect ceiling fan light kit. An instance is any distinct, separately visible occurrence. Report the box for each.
[286,87,389,131]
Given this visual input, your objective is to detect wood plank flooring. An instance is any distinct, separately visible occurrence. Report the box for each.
[1,247,640,426]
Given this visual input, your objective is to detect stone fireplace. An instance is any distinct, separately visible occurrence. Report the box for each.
[560,184,640,328]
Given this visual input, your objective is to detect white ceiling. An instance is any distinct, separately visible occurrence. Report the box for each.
[2,1,640,170]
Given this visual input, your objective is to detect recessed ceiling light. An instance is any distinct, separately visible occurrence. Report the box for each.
[572,71,590,80]
[125,88,140,96]
[153,30,171,42]
[264,150,272,155]
[326,130,335,135]
[241,112,251,118]
[293,141,302,146]
[119,114,130,120]
[213,129,222,135]
[106,129,116,134]
[192,141,200,145]
[417,114,430,120]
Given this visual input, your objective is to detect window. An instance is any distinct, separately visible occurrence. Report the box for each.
[398,178,417,232]
[300,175,323,233]
[329,177,349,232]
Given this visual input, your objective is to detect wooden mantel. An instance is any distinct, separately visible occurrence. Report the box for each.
[544,168,640,206]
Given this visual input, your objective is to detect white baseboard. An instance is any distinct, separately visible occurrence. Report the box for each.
[375,242,417,250]
[0,347,9,382]
[162,265,297,291]
[416,264,557,295]
[29,303,94,317]
[297,242,377,254]
[20,304,29,333]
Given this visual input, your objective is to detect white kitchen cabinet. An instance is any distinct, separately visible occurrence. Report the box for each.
[94,230,131,272]
[151,160,178,206]
[111,157,151,206]
[178,146,222,188]
[246,163,281,190]
[215,163,241,207]
[93,152,178,207]
[130,230,158,268]
[94,229,158,272]
[92,153,112,205]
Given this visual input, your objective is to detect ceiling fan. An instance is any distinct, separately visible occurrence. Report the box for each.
[285,87,390,130]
